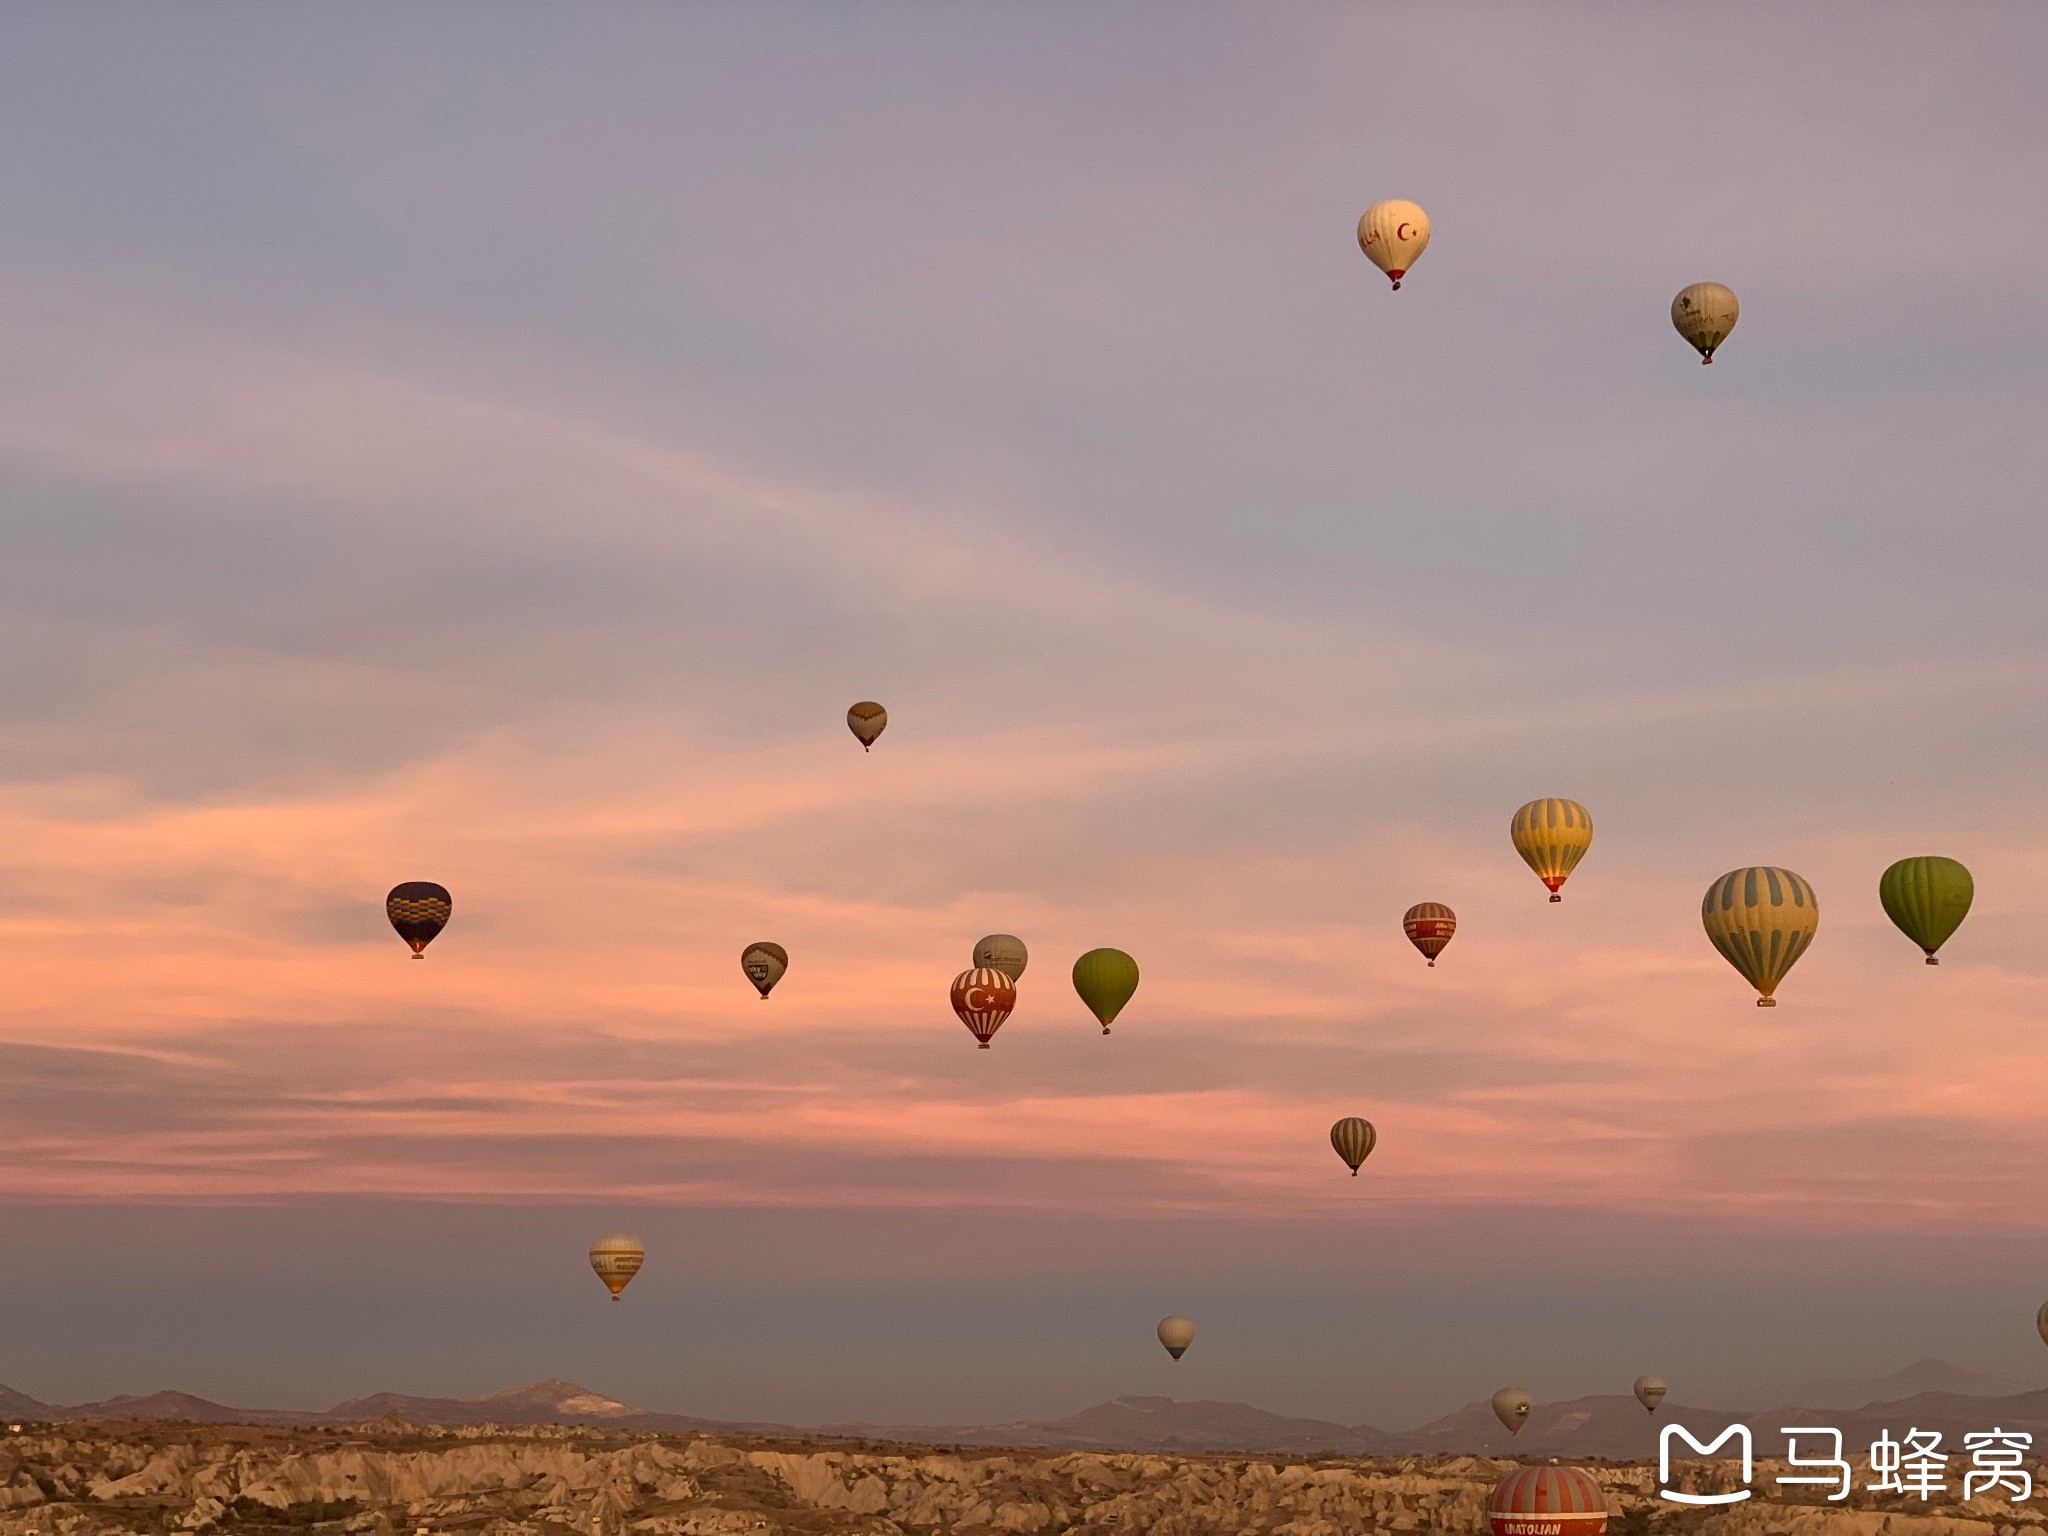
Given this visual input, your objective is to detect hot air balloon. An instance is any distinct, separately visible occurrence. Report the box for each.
[588,1233,645,1301]
[1487,1466,1607,1536]
[847,701,887,751]
[741,941,788,999]
[1330,1117,1377,1176]
[2036,1301,2048,1346]
[1157,1315,1195,1360]
[1633,1377,1666,1413]
[951,967,1016,1048]
[1702,866,1818,1007]
[1672,283,1739,364]
[1402,903,1456,966]
[1072,948,1139,1034]
[386,882,451,958]
[1879,856,1973,965]
[973,934,1028,983]
[1357,200,1431,291]
[1491,1388,1533,1435]
[1511,800,1593,901]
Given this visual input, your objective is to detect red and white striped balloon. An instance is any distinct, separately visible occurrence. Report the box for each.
[1488,1466,1608,1536]
[1402,902,1457,966]
[950,967,1017,1048]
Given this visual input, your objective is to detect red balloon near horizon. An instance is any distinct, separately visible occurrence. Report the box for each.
[951,967,1017,1048]
[1488,1466,1608,1536]
[1403,902,1457,967]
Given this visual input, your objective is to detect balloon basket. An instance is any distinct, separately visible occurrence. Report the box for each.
[1926,956,1940,965]
[1757,997,1776,1008]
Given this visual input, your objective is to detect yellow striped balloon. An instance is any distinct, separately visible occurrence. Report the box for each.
[1510,799,1593,902]
[1330,1116,1377,1176]
[588,1232,645,1301]
[1701,866,1818,1007]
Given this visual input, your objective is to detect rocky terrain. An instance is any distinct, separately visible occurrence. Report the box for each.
[1,1419,2045,1536]
[11,1363,2048,1462]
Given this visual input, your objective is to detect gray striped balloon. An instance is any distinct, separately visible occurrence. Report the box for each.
[1330,1116,1377,1176]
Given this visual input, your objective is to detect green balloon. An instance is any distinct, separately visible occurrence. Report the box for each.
[1072,948,1140,1034]
[1878,856,1973,963]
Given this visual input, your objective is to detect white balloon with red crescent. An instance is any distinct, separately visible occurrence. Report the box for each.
[951,966,1017,1048]
[1357,200,1432,290]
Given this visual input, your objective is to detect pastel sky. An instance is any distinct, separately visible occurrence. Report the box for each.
[4,3,2048,1428]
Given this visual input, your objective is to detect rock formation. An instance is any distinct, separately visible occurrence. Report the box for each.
[0,1419,2042,1536]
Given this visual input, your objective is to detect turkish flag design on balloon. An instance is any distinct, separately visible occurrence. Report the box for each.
[951,967,1017,1048]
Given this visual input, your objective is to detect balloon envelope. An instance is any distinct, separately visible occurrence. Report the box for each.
[1402,902,1456,965]
[1702,866,1818,1006]
[1511,800,1593,900]
[1672,282,1739,363]
[588,1232,645,1301]
[1157,1315,1196,1360]
[973,933,1029,982]
[951,967,1017,1048]
[1488,1466,1607,1536]
[1330,1117,1377,1175]
[1357,200,1431,290]
[1491,1387,1533,1435]
[2037,1301,2048,1347]
[386,882,452,957]
[847,701,887,751]
[741,941,789,999]
[1879,856,1973,963]
[1072,948,1140,1033]
[1633,1376,1667,1412]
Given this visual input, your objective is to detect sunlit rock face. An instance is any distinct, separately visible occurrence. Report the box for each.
[0,1424,2034,1536]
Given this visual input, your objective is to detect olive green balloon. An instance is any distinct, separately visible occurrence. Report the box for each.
[1072,948,1140,1034]
[1878,856,1973,964]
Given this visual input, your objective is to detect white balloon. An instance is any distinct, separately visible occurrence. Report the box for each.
[1157,1315,1196,1359]
[1672,283,1739,363]
[1357,201,1432,290]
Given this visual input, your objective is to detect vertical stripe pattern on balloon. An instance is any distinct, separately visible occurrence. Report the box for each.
[1510,799,1594,900]
[1701,866,1818,1005]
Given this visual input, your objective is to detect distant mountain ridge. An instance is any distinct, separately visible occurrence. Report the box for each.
[5,1361,2046,1459]
[1777,1357,2032,1409]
